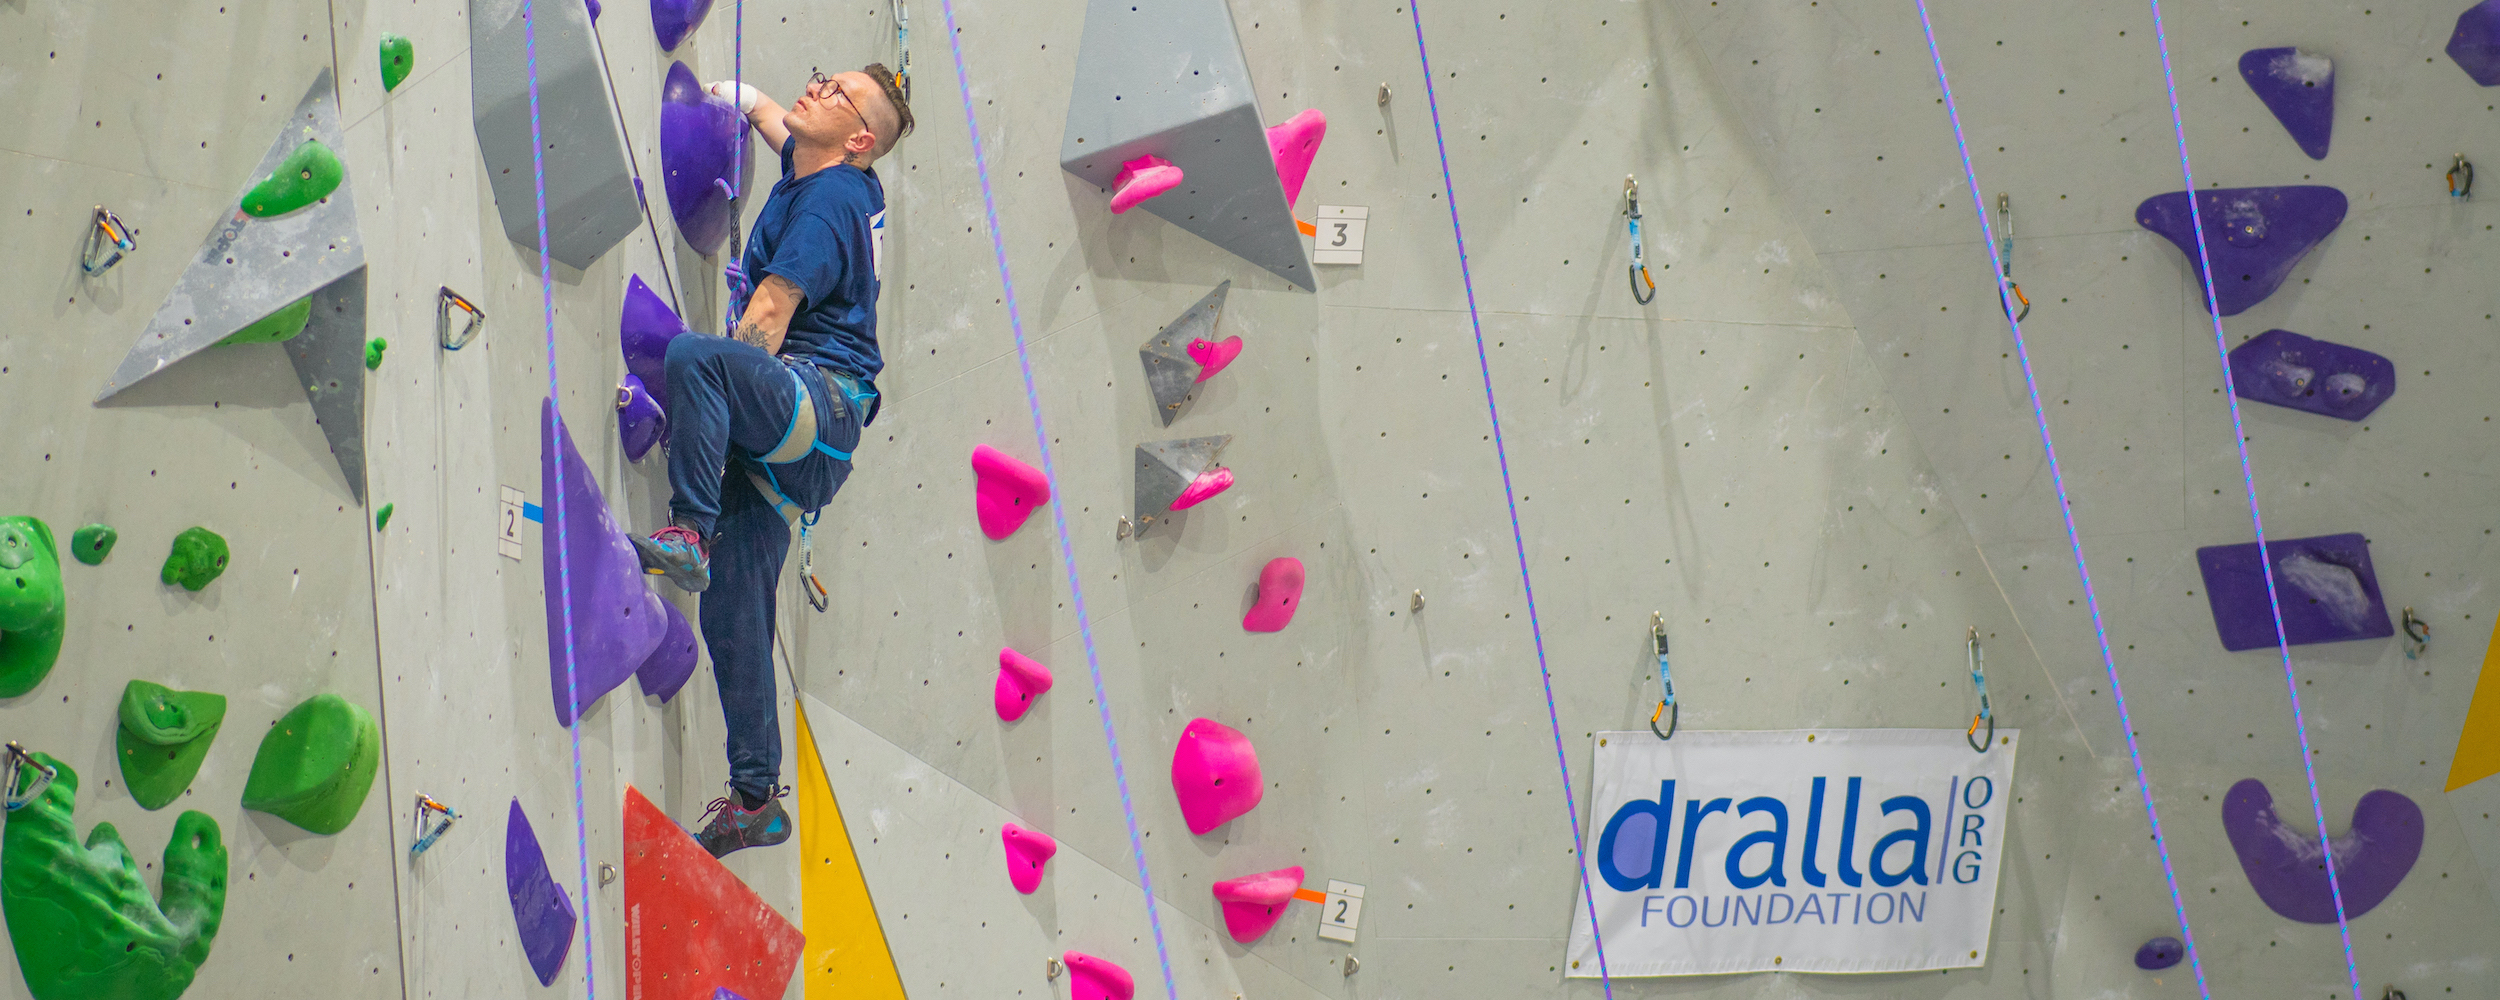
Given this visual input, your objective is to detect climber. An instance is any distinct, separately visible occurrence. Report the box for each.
[631,64,913,858]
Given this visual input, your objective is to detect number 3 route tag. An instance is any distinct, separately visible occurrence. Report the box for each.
[1313,206,1367,266]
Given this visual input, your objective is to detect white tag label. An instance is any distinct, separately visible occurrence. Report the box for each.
[499,486,527,561]
[1313,205,1367,265]
[1318,880,1365,943]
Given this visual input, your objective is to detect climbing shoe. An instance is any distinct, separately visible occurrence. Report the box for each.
[632,525,710,593]
[694,785,792,859]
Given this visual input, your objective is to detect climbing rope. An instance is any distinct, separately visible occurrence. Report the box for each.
[723,0,749,337]
[1407,2,1615,992]
[1906,5,2211,997]
[1624,176,1655,305]
[1965,627,1993,754]
[583,8,685,319]
[1646,613,1676,741]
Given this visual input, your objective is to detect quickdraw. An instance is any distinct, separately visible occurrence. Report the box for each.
[1648,612,1677,741]
[1966,627,1994,753]
[2401,607,2428,660]
[798,510,829,612]
[3,742,57,812]
[1995,194,2030,322]
[891,0,912,101]
[409,794,459,859]
[438,286,486,350]
[2382,986,2407,1000]
[81,205,137,276]
[1625,176,1657,305]
[2448,154,2473,201]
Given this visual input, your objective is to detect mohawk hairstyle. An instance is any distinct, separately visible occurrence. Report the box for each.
[862,62,914,156]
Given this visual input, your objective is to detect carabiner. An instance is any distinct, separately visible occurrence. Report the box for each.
[2401,607,2429,660]
[1648,612,1677,741]
[2449,154,2473,200]
[4,742,58,812]
[1626,176,1657,306]
[2001,281,2031,323]
[82,206,138,276]
[798,515,830,613]
[1966,627,1994,754]
[438,286,486,350]
[410,794,459,859]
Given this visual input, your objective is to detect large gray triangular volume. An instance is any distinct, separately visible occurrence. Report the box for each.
[470,0,640,269]
[289,269,370,502]
[1060,0,1314,290]
[1133,435,1230,533]
[1138,280,1230,426]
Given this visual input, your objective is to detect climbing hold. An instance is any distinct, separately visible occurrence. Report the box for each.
[116,681,227,811]
[1265,109,1326,208]
[633,599,700,702]
[542,400,669,725]
[2134,936,2184,970]
[471,0,640,268]
[1188,336,1242,383]
[1132,436,1231,534]
[660,61,749,256]
[2195,533,2393,651]
[584,0,601,21]
[623,786,805,1000]
[1242,557,1303,633]
[621,274,690,409]
[374,503,395,532]
[379,34,415,92]
[2136,186,2346,316]
[1,752,227,1000]
[1169,467,1234,511]
[0,517,65,698]
[241,138,345,217]
[1136,281,1230,426]
[1171,718,1263,835]
[618,377,668,462]
[159,527,229,592]
[2450,2,2500,85]
[995,646,1053,721]
[971,445,1052,541]
[505,800,579,986]
[70,524,116,566]
[364,337,387,370]
[2227,329,2394,421]
[2223,778,2421,923]
[241,693,382,835]
[1001,823,1057,894]
[2239,48,2333,160]
[1211,866,1302,943]
[213,295,314,346]
[1062,952,1134,1000]
[650,0,715,51]
[1108,155,1184,214]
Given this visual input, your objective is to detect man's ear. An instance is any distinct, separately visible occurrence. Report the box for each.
[847,128,877,155]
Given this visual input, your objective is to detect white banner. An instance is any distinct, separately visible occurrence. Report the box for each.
[1566,729,2018,977]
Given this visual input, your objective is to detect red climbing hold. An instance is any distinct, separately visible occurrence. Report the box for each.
[994,646,1053,722]
[1064,951,1134,1000]
[622,786,804,1000]
[1186,336,1242,382]
[1211,865,1304,943]
[971,445,1051,541]
[1241,557,1303,633]
[1265,109,1327,208]
[1168,467,1233,511]
[1109,155,1183,215]
[1171,718,1263,835]
[1002,822,1057,894]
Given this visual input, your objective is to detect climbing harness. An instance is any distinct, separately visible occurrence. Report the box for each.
[744,362,877,614]
[2449,154,2473,200]
[2401,607,2428,660]
[1995,193,2030,322]
[890,0,912,101]
[438,286,486,350]
[81,206,136,276]
[409,794,459,859]
[1625,176,1657,305]
[1966,626,1994,753]
[3,742,55,812]
[1647,613,1677,741]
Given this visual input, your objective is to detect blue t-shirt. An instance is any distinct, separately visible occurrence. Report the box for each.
[737,136,887,381]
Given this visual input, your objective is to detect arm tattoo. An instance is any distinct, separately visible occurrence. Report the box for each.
[734,320,773,351]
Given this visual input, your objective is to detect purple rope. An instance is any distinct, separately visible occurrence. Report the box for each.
[1404,3,1614,991]
[936,6,1181,997]
[2138,4,2364,996]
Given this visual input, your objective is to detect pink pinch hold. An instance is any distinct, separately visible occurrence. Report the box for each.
[1241,557,1304,633]
[1001,823,1058,894]
[1185,336,1243,382]
[1265,109,1327,208]
[1063,951,1135,1000]
[970,445,1052,540]
[1168,467,1233,511]
[1211,866,1305,943]
[1109,155,1184,215]
[1171,718,1263,835]
[994,647,1054,722]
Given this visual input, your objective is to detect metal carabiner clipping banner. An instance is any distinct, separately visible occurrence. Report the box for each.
[1625,175,1657,305]
[82,205,138,276]
[410,793,460,859]
[2449,154,2473,200]
[2401,607,2429,660]
[3,742,58,812]
[1995,194,2030,322]
[1966,626,1994,753]
[438,286,487,350]
[1647,612,1678,741]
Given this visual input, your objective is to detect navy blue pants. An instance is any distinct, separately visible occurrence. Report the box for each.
[662,333,859,800]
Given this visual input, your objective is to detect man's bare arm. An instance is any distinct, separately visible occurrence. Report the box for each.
[746,95,793,154]
[733,274,803,355]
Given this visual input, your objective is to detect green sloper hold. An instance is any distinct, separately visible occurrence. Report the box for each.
[373,503,394,532]
[0,517,66,698]
[239,138,344,218]
[241,693,380,835]
[379,34,414,92]
[213,295,312,347]
[116,681,227,811]
[159,528,227,592]
[70,524,116,566]
[363,337,387,370]
[3,752,227,1000]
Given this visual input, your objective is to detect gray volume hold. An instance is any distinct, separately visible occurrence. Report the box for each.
[469,0,641,269]
[1133,435,1231,533]
[1138,280,1230,426]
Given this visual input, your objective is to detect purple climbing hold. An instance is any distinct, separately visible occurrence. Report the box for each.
[2136,186,2346,316]
[2222,779,2422,923]
[650,0,714,51]
[620,274,688,410]
[584,0,601,22]
[634,598,699,701]
[2134,936,2184,970]
[2448,2,2500,85]
[619,376,667,462]
[2228,329,2395,422]
[2195,532,2394,652]
[506,799,580,986]
[2238,48,2333,160]
[660,61,747,257]
[542,398,667,726]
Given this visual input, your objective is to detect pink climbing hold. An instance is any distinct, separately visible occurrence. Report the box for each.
[994,647,1053,721]
[1186,336,1242,382]
[1063,951,1134,1000]
[1001,823,1057,894]
[971,445,1051,541]
[1265,109,1327,208]
[1241,557,1304,633]
[1211,866,1305,943]
[1168,467,1233,511]
[1109,155,1183,215]
[1170,718,1263,835]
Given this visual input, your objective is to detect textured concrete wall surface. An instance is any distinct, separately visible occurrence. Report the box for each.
[2,0,2492,998]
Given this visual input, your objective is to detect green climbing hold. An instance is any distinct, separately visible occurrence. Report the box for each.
[0,517,65,698]
[239,138,344,218]
[2,753,228,1000]
[241,693,380,835]
[364,337,387,370]
[374,503,395,532]
[159,527,228,592]
[69,524,116,566]
[116,682,227,811]
[380,34,415,92]
[214,295,313,347]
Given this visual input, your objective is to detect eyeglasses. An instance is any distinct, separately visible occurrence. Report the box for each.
[808,72,863,122]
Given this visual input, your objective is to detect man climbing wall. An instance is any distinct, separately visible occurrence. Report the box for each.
[633,64,913,858]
